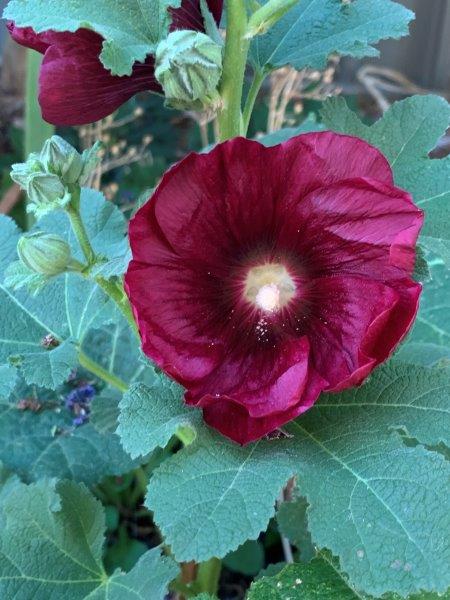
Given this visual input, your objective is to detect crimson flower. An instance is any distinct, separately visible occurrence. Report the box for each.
[125,132,423,444]
[7,0,223,126]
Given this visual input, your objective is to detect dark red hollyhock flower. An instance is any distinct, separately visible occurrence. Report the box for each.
[7,0,223,126]
[125,132,423,444]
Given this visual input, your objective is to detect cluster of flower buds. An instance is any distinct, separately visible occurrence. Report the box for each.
[64,384,96,427]
[155,30,223,110]
[10,136,101,218]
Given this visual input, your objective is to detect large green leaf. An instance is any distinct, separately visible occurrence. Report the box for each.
[250,0,413,72]
[148,362,450,596]
[0,478,178,599]
[0,379,138,485]
[4,0,181,76]
[117,375,198,459]
[321,95,450,266]
[285,362,450,597]
[146,427,296,562]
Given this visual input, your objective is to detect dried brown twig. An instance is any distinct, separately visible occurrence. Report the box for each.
[77,107,154,194]
[267,57,340,132]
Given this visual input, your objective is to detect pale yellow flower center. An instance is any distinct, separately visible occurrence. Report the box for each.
[244,263,296,312]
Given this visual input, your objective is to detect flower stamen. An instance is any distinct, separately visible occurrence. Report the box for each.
[244,263,296,312]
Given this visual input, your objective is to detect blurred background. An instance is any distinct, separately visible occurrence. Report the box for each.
[0,0,449,224]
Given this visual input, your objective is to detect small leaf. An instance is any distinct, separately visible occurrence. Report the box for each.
[0,215,122,390]
[117,376,198,459]
[277,495,315,563]
[223,539,265,576]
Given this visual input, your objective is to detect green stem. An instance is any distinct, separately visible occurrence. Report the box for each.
[196,557,222,596]
[218,0,249,140]
[242,69,266,134]
[66,190,96,265]
[78,350,128,392]
[95,276,138,337]
[65,188,138,336]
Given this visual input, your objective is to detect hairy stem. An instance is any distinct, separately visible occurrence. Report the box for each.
[66,188,96,265]
[95,276,138,337]
[218,0,249,140]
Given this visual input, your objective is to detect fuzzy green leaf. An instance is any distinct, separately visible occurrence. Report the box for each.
[82,322,153,386]
[406,261,450,356]
[250,0,413,72]
[117,376,198,459]
[247,558,362,599]
[148,362,450,597]
[285,362,450,597]
[4,0,182,76]
[0,365,18,402]
[321,95,450,265]
[0,478,178,599]
[277,495,315,562]
[146,427,296,562]
[10,337,78,389]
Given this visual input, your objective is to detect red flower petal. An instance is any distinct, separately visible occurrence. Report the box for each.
[301,275,400,390]
[126,132,424,444]
[8,0,223,125]
[199,364,326,445]
[7,22,50,53]
[38,29,159,126]
[170,0,223,29]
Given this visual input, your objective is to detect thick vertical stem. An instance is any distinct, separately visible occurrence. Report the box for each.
[218,0,249,140]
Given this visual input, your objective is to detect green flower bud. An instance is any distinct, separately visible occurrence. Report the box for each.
[17,232,72,276]
[40,135,84,184]
[25,171,70,217]
[10,137,101,216]
[40,136,102,186]
[155,30,222,110]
